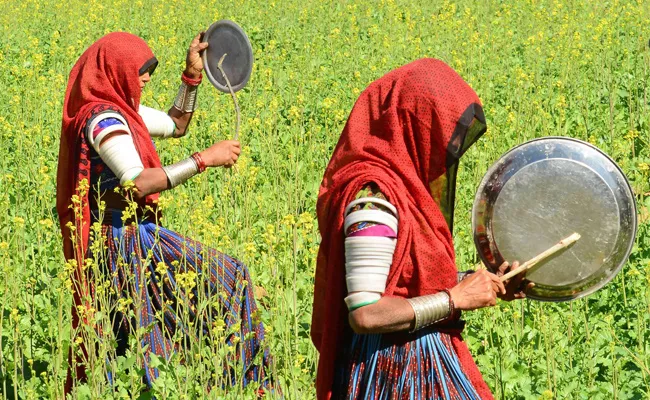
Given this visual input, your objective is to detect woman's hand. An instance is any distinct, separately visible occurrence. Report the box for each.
[449,269,504,311]
[495,261,535,301]
[185,32,209,79]
[199,140,241,168]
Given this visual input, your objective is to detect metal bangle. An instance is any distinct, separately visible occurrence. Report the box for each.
[406,292,451,333]
[457,270,475,283]
[173,81,198,113]
[162,157,199,188]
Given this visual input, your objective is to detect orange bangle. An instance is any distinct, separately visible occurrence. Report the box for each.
[191,152,206,172]
[181,71,202,86]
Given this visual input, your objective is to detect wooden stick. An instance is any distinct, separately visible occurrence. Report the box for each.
[216,54,241,141]
[499,232,581,282]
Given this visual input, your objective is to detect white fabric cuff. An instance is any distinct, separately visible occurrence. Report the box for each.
[138,105,176,138]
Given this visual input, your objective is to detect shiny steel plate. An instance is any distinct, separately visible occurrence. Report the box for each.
[202,20,253,93]
[472,137,637,301]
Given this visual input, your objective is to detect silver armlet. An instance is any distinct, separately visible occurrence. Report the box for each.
[407,292,451,333]
[162,157,199,188]
[173,82,198,113]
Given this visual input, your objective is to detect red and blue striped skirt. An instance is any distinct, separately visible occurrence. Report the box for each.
[89,210,271,390]
[333,329,481,400]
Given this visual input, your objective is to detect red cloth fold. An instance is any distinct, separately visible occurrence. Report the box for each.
[312,58,493,399]
[56,32,161,386]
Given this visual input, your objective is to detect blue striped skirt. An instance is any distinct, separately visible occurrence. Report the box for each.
[333,329,481,400]
[89,209,272,390]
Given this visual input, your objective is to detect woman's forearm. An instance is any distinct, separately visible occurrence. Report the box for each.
[168,106,194,137]
[348,297,415,334]
[350,268,511,335]
[133,168,170,199]
[130,141,240,200]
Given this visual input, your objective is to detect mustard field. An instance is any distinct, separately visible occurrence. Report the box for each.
[0,0,649,398]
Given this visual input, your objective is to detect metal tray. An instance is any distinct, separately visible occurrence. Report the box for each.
[202,20,253,93]
[472,137,637,301]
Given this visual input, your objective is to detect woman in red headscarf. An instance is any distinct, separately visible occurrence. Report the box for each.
[57,32,272,391]
[312,59,530,399]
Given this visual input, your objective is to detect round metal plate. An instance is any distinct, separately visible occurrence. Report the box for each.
[472,137,637,302]
[202,20,253,93]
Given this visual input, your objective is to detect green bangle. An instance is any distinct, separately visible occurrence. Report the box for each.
[348,299,379,311]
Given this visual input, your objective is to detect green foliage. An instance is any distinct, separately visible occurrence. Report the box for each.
[0,0,649,398]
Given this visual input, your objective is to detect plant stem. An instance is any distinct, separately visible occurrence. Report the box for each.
[216,54,241,141]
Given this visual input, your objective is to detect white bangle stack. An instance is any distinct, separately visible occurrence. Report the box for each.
[344,235,397,309]
[343,200,399,311]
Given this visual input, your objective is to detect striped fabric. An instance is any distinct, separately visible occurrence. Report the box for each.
[90,209,271,390]
[92,117,127,139]
[333,330,481,400]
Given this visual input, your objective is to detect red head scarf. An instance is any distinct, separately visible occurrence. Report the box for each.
[312,58,492,399]
[57,32,161,266]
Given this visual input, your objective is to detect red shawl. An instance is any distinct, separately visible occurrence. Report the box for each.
[312,58,493,399]
[56,32,161,384]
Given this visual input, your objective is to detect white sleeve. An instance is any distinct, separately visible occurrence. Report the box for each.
[86,113,145,184]
[138,104,176,138]
[343,200,398,311]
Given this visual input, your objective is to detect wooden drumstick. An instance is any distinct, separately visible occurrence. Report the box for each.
[499,232,581,282]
